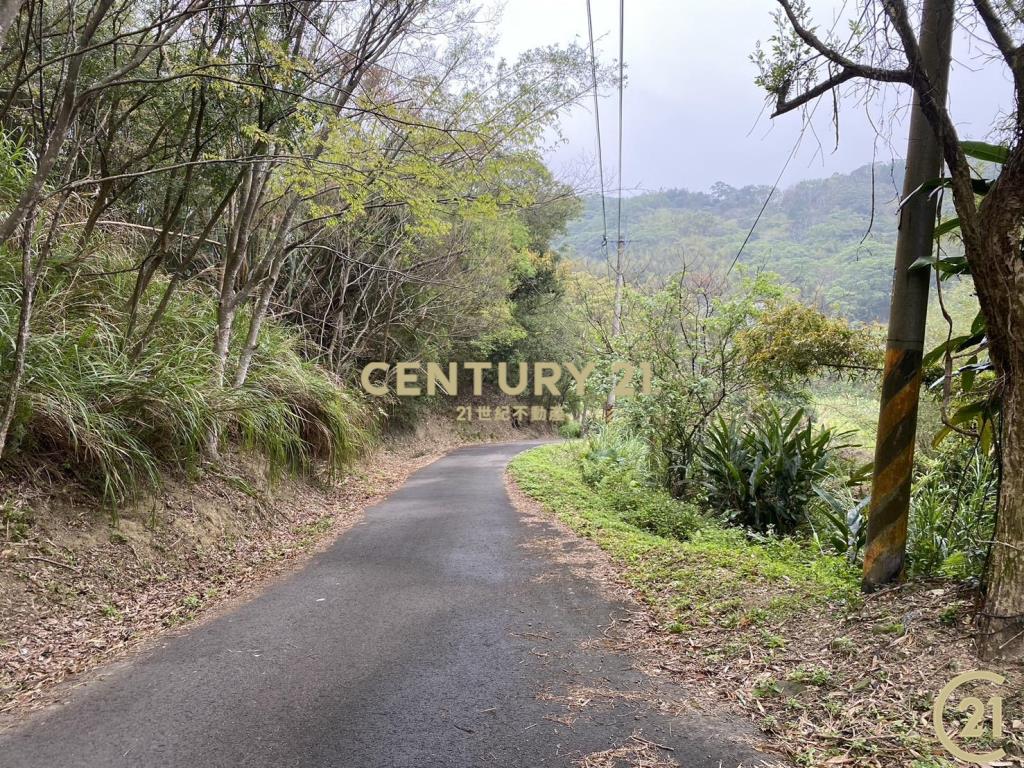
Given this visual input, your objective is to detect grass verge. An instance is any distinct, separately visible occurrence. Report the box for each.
[508,442,1024,768]
[510,442,859,633]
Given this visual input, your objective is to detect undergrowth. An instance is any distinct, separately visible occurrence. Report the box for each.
[509,442,858,630]
[0,246,368,504]
[508,442,1019,767]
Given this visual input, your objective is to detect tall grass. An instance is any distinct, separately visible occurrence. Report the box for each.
[0,242,369,504]
[235,321,366,478]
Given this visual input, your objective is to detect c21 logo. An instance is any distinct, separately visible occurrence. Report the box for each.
[932,670,1008,765]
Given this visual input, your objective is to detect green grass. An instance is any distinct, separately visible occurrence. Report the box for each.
[508,443,859,630]
[808,379,878,448]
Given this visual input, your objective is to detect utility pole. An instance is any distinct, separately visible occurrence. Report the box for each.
[605,236,625,418]
[862,0,954,590]
[605,0,626,421]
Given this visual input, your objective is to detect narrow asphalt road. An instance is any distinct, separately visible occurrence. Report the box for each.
[1,442,770,768]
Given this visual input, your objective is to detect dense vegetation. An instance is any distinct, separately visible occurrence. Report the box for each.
[509,443,1010,766]
[0,0,592,499]
[555,263,996,580]
[0,0,1018,690]
[756,0,1024,661]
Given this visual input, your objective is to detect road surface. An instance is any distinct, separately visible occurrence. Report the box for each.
[1,442,769,767]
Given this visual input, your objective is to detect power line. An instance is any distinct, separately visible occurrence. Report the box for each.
[727,1,853,277]
[725,119,806,276]
[615,0,624,248]
[584,0,608,253]
[605,0,626,417]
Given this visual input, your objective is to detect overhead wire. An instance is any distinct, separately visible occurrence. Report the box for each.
[725,115,810,276]
[727,0,853,276]
[584,0,609,253]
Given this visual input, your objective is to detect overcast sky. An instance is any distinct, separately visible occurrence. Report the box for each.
[492,0,1011,194]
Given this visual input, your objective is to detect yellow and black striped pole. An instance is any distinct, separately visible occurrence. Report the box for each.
[862,0,954,591]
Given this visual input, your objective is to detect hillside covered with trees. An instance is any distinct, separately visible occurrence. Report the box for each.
[0,0,593,499]
[560,162,908,321]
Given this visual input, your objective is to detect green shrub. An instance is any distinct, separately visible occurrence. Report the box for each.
[809,483,869,562]
[237,322,367,477]
[577,427,704,540]
[594,461,704,540]
[698,405,854,534]
[558,419,582,439]
[907,439,996,579]
[579,423,653,487]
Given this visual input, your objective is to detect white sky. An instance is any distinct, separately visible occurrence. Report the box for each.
[492,0,1012,193]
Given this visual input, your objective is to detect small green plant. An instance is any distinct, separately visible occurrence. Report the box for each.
[907,439,997,579]
[1,501,32,541]
[938,603,960,626]
[873,621,905,636]
[822,699,843,716]
[761,632,786,649]
[753,677,783,698]
[795,749,824,767]
[810,479,870,562]
[298,515,334,545]
[829,636,856,656]
[788,667,831,686]
[579,424,652,487]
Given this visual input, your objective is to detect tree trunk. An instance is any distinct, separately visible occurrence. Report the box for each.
[0,0,25,40]
[129,272,181,361]
[968,148,1024,661]
[979,376,1024,659]
[211,307,234,388]
[0,215,38,459]
[234,254,286,388]
[205,302,235,458]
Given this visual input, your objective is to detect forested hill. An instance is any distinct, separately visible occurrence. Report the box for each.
[558,162,908,322]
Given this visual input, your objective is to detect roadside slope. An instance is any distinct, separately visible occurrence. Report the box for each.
[1,416,543,716]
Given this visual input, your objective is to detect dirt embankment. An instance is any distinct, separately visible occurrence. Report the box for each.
[0,415,550,719]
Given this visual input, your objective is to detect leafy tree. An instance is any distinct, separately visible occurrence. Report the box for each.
[610,269,877,494]
[0,0,600,486]
[736,300,884,388]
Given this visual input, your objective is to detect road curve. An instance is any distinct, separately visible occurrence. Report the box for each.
[1,442,769,768]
